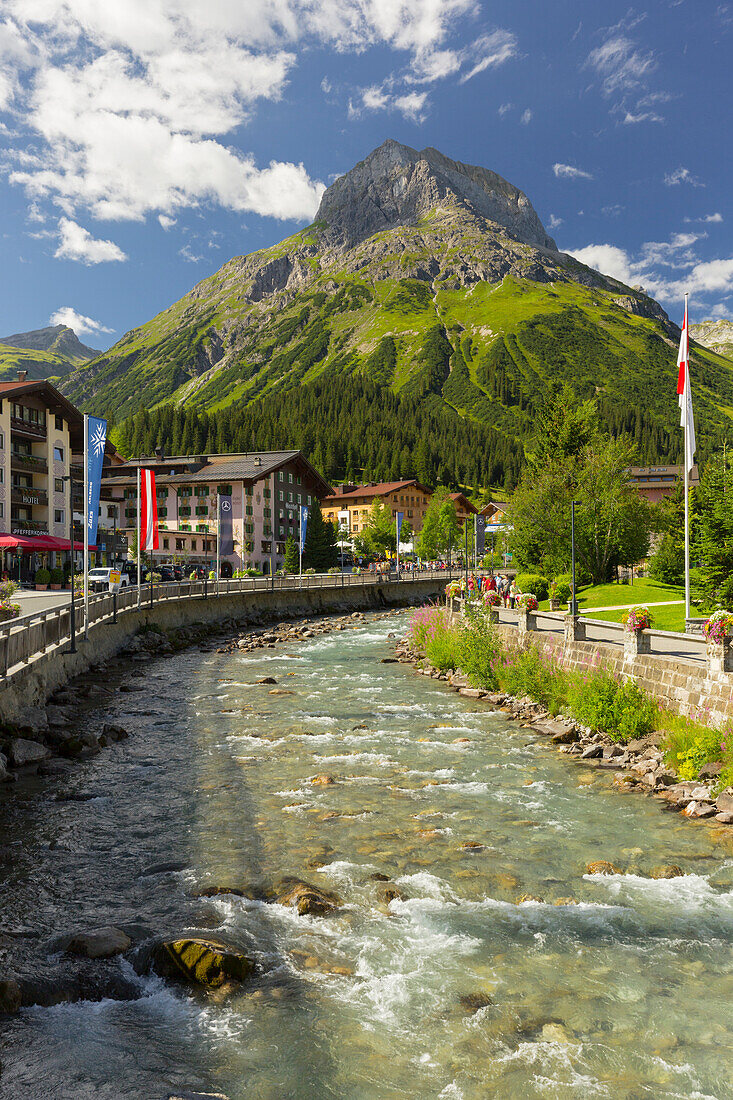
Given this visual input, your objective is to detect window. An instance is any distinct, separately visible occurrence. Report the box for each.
[288,473,293,484]
[263,488,271,499]
[0,432,4,449]
[54,509,64,524]
[54,478,63,492]
[55,415,63,430]
[163,538,169,550]
[279,491,284,502]
[245,505,253,516]
[157,486,168,498]
[0,503,4,519]
[194,486,208,497]
[191,539,198,550]
[175,539,184,550]
[124,487,135,499]
[107,505,116,519]
[263,507,271,518]
[307,494,312,505]
[217,484,232,496]
[125,507,136,519]
[178,486,192,497]
[179,506,191,517]
[297,494,301,504]
[195,506,208,515]
[159,507,168,518]
[54,446,64,462]
[288,491,293,503]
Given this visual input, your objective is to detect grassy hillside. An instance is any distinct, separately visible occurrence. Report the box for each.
[0,343,69,382]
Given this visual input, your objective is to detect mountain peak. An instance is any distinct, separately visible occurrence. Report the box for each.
[0,324,99,361]
[314,140,557,251]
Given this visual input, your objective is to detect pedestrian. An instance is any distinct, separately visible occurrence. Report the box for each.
[509,578,519,609]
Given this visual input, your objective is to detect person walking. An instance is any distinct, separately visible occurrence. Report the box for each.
[509,578,519,609]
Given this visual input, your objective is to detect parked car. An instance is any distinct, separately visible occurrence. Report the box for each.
[87,567,129,593]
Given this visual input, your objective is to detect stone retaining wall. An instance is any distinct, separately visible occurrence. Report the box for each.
[0,579,441,728]
[493,623,733,725]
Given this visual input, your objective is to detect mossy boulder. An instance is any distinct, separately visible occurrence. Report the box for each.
[273,878,342,916]
[585,861,623,876]
[147,937,255,988]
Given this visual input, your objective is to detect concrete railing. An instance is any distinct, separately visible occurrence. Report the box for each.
[451,597,718,672]
[0,568,462,683]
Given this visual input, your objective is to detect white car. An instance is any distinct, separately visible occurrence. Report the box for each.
[87,567,129,593]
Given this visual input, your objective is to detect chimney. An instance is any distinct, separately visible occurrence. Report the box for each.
[254,457,262,466]
[17,370,27,382]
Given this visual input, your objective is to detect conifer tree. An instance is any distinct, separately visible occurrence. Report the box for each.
[283,534,299,573]
[302,500,338,570]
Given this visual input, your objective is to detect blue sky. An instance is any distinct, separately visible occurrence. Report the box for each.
[0,0,731,350]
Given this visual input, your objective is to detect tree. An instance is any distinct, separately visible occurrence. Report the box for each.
[302,500,338,571]
[415,487,461,559]
[398,519,414,547]
[283,534,299,573]
[690,455,733,610]
[361,500,397,555]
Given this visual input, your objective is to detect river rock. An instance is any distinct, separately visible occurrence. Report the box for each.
[163,1093,230,1100]
[585,861,623,876]
[102,722,129,741]
[716,791,733,815]
[0,978,22,1014]
[683,801,717,818]
[256,677,277,684]
[273,878,342,916]
[8,738,49,767]
[698,762,723,780]
[66,927,131,959]
[580,744,603,759]
[310,774,335,786]
[650,865,684,879]
[147,937,255,988]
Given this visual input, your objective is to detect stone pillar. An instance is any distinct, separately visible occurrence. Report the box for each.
[517,609,530,634]
[706,640,733,675]
[624,629,651,659]
[563,614,586,643]
[486,608,499,625]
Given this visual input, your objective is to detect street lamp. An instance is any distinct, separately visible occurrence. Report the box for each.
[61,472,76,653]
[571,500,580,616]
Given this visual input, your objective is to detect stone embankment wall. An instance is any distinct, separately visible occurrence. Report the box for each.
[0,579,440,728]
[494,622,733,725]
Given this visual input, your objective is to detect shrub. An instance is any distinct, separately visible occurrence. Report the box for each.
[0,580,18,600]
[549,578,572,604]
[35,568,51,584]
[455,606,502,690]
[569,672,657,742]
[0,601,20,618]
[304,568,316,575]
[499,641,567,714]
[208,570,217,580]
[425,629,458,670]
[663,713,730,782]
[409,605,449,651]
[50,568,64,584]
[514,573,549,601]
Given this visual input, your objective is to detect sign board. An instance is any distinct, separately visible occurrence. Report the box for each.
[109,569,121,592]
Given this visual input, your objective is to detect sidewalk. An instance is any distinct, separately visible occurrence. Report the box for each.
[579,599,684,615]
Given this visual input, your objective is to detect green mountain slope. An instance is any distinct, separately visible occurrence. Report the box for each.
[0,324,99,382]
[61,141,733,466]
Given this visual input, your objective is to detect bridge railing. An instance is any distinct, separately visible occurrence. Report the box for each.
[0,568,462,682]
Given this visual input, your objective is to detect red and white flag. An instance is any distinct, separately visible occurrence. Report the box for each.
[140,468,159,551]
[676,296,696,473]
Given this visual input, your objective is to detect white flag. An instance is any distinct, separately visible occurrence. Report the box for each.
[676,296,696,473]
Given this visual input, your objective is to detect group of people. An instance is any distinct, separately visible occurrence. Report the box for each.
[461,572,520,608]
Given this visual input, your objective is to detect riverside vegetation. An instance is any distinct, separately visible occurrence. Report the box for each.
[405,603,733,819]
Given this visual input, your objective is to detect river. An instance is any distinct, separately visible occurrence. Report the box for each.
[1,611,732,1099]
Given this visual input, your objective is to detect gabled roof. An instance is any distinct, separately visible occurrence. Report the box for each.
[450,492,478,514]
[0,378,86,447]
[102,450,333,498]
[323,479,431,504]
[480,501,509,517]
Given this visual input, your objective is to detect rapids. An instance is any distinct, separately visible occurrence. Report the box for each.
[1,612,732,1099]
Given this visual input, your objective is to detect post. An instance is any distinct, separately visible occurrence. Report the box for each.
[112,589,117,625]
[571,501,578,616]
[136,465,141,609]
[83,413,89,639]
[67,472,76,653]
[464,522,468,592]
[396,517,400,578]
[216,492,221,596]
[299,506,303,584]
[112,504,117,572]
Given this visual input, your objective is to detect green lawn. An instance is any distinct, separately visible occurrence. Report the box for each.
[538,578,685,614]
[588,603,686,633]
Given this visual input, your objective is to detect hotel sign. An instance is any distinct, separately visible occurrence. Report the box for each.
[21,493,42,505]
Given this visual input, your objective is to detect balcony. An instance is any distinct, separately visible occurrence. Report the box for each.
[11,415,46,440]
[11,453,47,475]
[11,519,48,535]
[11,488,48,508]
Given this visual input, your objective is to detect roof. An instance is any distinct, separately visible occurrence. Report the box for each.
[450,492,479,514]
[628,464,700,485]
[102,449,333,498]
[0,379,86,447]
[323,480,431,504]
[479,501,508,516]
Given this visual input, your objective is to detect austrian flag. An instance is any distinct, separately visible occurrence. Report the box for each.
[676,296,697,473]
[140,468,159,551]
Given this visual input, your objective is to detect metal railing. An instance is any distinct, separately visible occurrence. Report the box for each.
[0,568,462,683]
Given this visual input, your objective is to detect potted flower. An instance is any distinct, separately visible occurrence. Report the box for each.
[483,590,501,607]
[516,592,539,612]
[622,605,652,632]
[445,580,462,599]
[35,567,51,591]
[0,580,18,602]
[50,568,64,591]
[0,600,21,622]
[703,610,733,643]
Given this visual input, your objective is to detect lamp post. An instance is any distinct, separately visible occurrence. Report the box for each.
[62,473,76,653]
[464,522,469,592]
[571,500,579,616]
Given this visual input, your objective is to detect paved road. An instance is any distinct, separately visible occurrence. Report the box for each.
[14,590,72,615]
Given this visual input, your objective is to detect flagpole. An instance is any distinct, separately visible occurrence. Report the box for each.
[299,506,302,583]
[136,465,141,609]
[683,291,690,624]
[83,413,89,639]
[396,516,400,576]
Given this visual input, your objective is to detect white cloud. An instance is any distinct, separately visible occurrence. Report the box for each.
[520,108,532,124]
[553,163,593,180]
[350,84,428,121]
[457,30,518,84]
[684,212,723,224]
[548,214,563,229]
[158,213,176,229]
[586,35,657,95]
[26,200,44,222]
[622,109,663,124]
[569,243,634,284]
[49,306,114,339]
[664,166,704,187]
[179,244,204,263]
[54,218,127,264]
[498,102,512,117]
[392,91,429,121]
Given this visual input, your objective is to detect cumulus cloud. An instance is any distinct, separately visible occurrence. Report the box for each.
[49,306,114,339]
[553,163,593,180]
[664,166,704,187]
[569,243,635,284]
[158,214,176,229]
[54,218,127,264]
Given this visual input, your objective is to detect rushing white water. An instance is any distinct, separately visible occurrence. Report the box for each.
[1,612,732,1099]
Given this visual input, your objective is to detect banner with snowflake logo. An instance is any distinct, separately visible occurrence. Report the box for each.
[86,415,107,546]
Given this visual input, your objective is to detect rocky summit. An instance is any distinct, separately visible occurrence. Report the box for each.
[0,323,99,382]
[690,317,733,362]
[60,141,733,460]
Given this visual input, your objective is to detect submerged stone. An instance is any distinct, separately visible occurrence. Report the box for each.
[273,878,342,916]
[148,937,255,988]
[585,861,623,876]
[65,926,131,959]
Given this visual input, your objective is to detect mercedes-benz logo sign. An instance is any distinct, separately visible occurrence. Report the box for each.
[221,500,232,512]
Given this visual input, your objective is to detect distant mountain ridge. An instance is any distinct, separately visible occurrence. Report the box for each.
[0,324,99,382]
[60,140,733,476]
[690,318,733,362]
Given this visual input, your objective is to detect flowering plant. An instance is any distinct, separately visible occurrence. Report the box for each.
[516,592,538,611]
[0,600,20,618]
[445,581,462,598]
[0,580,19,601]
[703,610,733,643]
[622,605,652,632]
[483,590,501,607]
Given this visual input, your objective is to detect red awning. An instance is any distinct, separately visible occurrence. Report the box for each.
[0,535,94,552]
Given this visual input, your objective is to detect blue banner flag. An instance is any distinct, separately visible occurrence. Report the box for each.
[396,511,404,545]
[86,415,107,546]
[300,505,309,552]
[219,495,233,556]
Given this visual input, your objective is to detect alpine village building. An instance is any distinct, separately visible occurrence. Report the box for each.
[100,450,332,575]
[322,480,433,538]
